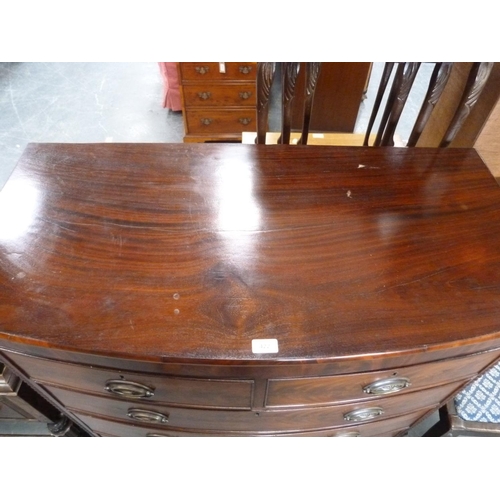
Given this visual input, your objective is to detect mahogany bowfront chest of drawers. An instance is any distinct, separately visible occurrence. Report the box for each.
[178,62,256,143]
[2,143,500,437]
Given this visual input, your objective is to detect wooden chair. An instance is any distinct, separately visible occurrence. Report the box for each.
[254,62,321,145]
[249,62,494,148]
[364,61,494,147]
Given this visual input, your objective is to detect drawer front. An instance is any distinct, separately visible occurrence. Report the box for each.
[185,108,255,134]
[179,63,256,82]
[3,351,253,409]
[182,84,256,107]
[45,381,460,433]
[266,349,500,408]
[76,408,429,437]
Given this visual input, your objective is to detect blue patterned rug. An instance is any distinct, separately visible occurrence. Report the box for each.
[455,362,500,422]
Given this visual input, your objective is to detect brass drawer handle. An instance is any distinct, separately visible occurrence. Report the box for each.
[195,66,210,75]
[127,408,169,424]
[363,377,411,396]
[197,91,211,100]
[239,65,253,74]
[105,380,154,399]
[239,91,252,100]
[328,431,360,437]
[343,407,384,422]
[200,118,213,126]
[239,117,252,125]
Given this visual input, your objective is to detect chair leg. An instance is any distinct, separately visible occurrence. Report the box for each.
[422,405,452,436]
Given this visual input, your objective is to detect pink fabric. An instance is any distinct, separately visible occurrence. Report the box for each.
[158,62,182,111]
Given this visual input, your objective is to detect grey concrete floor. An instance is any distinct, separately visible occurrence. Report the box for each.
[0,62,184,189]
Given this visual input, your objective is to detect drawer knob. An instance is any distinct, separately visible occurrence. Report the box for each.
[197,91,211,100]
[127,408,169,424]
[363,377,411,395]
[239,65,253,74]
[239,91,252,100]
[343,407,384,422]
[200,118,213,126]
[239,117,252,125]
[105,380,154,399]
[195,66,210,75]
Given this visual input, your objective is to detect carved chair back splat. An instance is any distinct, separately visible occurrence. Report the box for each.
[256,62,321,145]
[364,62,494,147]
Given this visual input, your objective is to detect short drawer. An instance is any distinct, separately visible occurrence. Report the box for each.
[46,381,461,433]
[185,108,255,135]
[182,84,256,107]
[266,349,500,408]
[76,408,429,437]
[179,63,255,82]
[2,351,254,409]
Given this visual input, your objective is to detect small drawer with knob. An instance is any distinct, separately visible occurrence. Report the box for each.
[182,84,256,107]
[185,108,255,135]
[179,63,256,82]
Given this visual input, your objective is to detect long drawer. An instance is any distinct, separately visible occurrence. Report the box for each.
[265,349,500,408]
[78,408,430,437]
[46,381,461,433]
[3,351,254,409]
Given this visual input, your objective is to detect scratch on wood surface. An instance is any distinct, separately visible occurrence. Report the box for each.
[376,268,449,293]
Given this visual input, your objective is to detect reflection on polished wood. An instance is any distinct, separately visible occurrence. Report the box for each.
[2,143,500,436]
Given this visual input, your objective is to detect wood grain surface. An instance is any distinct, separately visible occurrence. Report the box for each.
[2,144,500,364]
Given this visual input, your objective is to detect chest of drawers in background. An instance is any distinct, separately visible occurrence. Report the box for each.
[178,62,256,142]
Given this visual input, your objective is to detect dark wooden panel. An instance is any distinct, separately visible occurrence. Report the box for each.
[291,62,371,132]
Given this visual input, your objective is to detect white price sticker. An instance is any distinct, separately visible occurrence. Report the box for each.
[252,339,279,354]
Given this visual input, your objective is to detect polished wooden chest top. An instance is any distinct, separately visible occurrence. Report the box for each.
[2,143,500,436]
